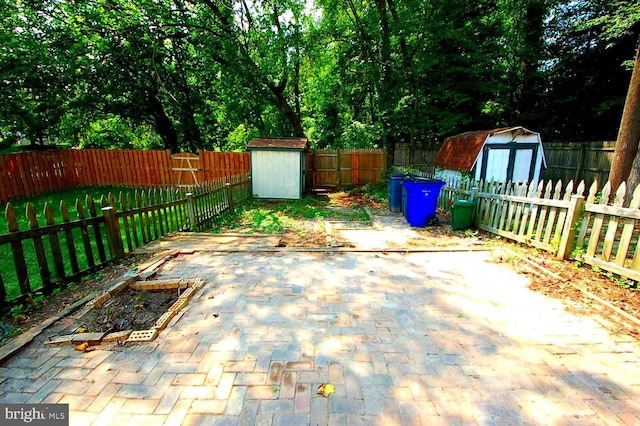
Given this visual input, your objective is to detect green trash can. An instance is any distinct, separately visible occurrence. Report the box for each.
[451,199,476,230]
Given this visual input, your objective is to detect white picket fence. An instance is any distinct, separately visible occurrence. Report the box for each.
[436,176,640,283]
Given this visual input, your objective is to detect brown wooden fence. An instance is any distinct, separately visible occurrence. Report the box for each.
[392,143,440,174]
[306,149,386,188]
[439,176,640,283]
[0,148,389,203]
[540,141,615,189]
[393,141,616,190]
[0,175,251,307]
[0,149,250,204]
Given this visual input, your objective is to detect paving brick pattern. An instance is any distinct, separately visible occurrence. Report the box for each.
[2,251,640,425]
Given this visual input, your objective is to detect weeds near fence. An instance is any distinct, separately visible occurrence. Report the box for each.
[0,176,250,307]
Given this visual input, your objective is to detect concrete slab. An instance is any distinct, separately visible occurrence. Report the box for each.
[1,250,640,425]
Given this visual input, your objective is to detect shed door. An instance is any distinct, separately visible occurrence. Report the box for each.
[512,149,534,182]
[251,151,301,199]
[484,149,510,182]
[481,143,538,183]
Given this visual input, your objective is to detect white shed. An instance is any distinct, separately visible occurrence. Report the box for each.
[247,138,308,199]
[434,126,546,183]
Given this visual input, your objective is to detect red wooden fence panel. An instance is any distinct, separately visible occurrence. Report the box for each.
[0,148,382,203]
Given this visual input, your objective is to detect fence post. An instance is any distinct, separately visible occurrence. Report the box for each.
[186,192,196,231]
[0,274,5,307]
[471,186,479,202]
[6,203,31,296]
[336,149,341,189]
[556,194,585,260]
[226,183,234,210]
[102,206,125,259]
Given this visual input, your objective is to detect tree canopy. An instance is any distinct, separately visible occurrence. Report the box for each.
[1,0,639,152]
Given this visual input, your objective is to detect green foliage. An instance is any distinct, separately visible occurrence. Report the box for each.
[77,116,163,150]
[592,266,639,290]
[0,0,637,150]
[226,125,261,152]
[337,122,383,149]
[349,183,388,204]
[538,0,640,141]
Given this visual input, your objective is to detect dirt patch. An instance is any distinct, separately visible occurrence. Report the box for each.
[278,224,327,247]
[492,245,640,339]
[328,190,386,209]
[0,253,155,348]
[77,288,177,333]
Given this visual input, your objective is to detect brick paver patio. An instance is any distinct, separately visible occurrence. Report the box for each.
[1,249,640,425]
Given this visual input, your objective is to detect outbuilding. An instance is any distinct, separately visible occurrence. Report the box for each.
[434,126,546,183]
[247,137,308,199]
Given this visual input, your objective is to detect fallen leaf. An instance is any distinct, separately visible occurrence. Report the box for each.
[317,383,335,398]
[75,342,89,351]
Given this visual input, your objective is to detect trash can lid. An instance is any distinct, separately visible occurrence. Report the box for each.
[407,177,444,184]
[453,199,476,206]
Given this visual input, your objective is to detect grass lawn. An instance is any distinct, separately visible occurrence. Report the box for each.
[0,186,141,302]
[209,196,370,234]
[206,183,389,247]
[209,182,387,235]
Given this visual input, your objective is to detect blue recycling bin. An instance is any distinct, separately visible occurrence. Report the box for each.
[387,173,406,213]
[404,178,445,227]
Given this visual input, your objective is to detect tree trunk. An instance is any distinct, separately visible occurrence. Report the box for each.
[374,0,394,151]
[198,0,305,138]
[268,82,305,137]
[609,44,640,194]
[255,109,268,137]
[517,0,546,123]
[627,149,640,200]
[175,42,204,152]
[147,91,179,153]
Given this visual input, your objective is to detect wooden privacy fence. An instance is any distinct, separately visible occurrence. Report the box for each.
[439,176,640,283]
[306,149,386,188]
[0,149,250,204]
[541,141,614,189]
[393,141,616,190]
[393,143,440,174]
[0,174,251,307]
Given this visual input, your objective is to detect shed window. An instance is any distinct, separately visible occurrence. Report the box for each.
[480,143,538,183]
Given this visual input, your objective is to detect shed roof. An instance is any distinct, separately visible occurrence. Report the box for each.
[247,138,308,150]
[433,126,538,171]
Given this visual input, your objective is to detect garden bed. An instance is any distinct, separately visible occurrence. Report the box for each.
[0,253,154,347]
[77,288,177,333]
